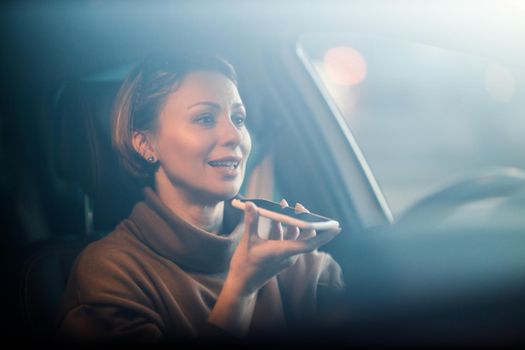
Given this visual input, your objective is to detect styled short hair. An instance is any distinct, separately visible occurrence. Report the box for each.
[111,52,238,180]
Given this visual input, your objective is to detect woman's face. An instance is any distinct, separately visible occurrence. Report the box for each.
[150,70,251,203]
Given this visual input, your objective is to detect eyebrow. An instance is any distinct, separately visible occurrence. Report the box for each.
[187,101,245,110]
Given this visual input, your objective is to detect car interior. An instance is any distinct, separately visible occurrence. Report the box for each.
[2,1,525,347]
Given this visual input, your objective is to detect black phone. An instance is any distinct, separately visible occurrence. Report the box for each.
[231,198,340,230]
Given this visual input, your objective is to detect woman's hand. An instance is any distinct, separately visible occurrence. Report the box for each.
[208,200,340,336]
[228,200,340,296]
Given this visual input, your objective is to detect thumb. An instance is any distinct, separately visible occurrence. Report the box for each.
[243,201,260,244]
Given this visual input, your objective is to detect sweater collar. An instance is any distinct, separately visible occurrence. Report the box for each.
[128,187,244,273]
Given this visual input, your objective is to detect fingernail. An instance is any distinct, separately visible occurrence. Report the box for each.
[295,202,309,213]
[280,199,288,208]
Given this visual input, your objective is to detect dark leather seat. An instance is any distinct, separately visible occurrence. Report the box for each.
[17,72,140,339]
[54,79,142,235]
[18,236,100,337]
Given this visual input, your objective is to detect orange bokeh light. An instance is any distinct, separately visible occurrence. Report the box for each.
[323,46,367,86]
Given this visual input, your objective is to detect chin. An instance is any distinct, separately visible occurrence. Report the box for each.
[215,187,241,201]
[201,183,242,204]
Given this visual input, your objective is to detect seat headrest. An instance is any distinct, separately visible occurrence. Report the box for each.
[54,79,141,233]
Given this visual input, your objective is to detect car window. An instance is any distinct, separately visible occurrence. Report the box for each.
[298,33,525,219]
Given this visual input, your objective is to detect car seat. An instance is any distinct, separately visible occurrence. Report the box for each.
[17,75,137,338]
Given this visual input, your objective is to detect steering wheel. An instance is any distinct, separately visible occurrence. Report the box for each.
[394,167,525,230]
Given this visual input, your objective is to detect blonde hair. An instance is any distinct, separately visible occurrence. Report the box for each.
[111,53,237,180]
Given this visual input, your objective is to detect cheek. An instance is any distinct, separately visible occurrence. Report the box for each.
[157,130,210,164]
[242,130,252,158]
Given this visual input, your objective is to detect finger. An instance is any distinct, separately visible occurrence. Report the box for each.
[284,225,300,240]
[295,202,309,213]
[243,201,260,246]
[268,199,288,240]
[269,219,283,240]
[295,203,315,240]
[278,228,341,257]
[299,230,315,240]
[279,199,299,240]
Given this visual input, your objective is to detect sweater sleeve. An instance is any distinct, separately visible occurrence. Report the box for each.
[276,250,346,329]
[316,253,348,326]
[56,244,165,344]
[317,251,346,291]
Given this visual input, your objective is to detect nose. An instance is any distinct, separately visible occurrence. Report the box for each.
[218,116,242,148]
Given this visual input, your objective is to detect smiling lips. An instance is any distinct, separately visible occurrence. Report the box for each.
[208,156,242,176]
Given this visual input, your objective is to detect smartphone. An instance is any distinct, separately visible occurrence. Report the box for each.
[231,198,340,231]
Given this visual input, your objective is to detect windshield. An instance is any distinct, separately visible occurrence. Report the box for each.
[299,32,525,219]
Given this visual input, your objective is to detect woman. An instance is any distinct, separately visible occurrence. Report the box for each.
[56,52,345,344]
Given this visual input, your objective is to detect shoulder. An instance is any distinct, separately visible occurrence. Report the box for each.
[57,222,166,338]
[69,225,155,302]
[75,226,139,269]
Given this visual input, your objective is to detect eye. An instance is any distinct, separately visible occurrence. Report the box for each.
[195,113,216,127]
[232,113,246,127]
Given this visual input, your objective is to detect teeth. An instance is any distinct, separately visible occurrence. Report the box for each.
[209,161,239,168]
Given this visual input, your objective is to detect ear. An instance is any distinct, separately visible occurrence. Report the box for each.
[132,131,157,161]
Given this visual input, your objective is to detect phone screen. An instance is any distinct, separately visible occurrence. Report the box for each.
[237,199,333,223]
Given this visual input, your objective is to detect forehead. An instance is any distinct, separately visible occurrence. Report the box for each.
[164,70,242,109]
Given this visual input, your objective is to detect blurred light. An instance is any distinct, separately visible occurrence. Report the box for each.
[484,63,516,103]
[323,46,367,86]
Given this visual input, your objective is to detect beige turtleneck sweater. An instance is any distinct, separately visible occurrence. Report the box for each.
[56,188,345,343]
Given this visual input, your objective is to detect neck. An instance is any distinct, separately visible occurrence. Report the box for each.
[154,171,224,234]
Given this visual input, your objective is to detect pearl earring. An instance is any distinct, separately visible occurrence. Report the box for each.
[147,156,156,163]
